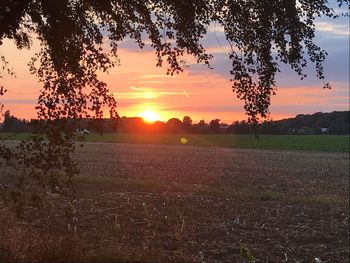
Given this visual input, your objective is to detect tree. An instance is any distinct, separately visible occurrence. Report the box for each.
[209,119,220,133]
[4,110,11,121]
[231,120,251,134]
[0,0,348,204]
[182,116,193,132]
[2,113,28,133]
[166,118,183,133]
[193,119,209,134]
[198,120,206,127]
[183,116,193,126]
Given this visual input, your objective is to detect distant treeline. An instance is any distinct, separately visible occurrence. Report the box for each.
[0,110,349,135]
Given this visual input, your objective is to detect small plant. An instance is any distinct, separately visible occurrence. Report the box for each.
[261,190,282,201]
[173,210,186,241]
[240,244,257,263]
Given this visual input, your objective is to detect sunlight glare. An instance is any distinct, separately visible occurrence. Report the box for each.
[143,91,158,99]
[140,110,160,123]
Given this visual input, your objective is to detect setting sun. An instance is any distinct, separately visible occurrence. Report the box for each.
[140,110,160,123]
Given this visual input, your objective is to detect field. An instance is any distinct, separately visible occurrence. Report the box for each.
[0,141,349,262]
[1,133,349,152]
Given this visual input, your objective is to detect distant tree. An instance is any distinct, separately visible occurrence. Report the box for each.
[166,118,183,133]
[149,121,166,134]
[209,119,221,133]
[4,110,11,121]
[193,119,209,134]
[271,111,349,135]
[198,120,206,127]
[2,112,29,133]
[116,117,146,133]
[259,120,283,135]
[329,118,349,135]
[183,116,193,126]
[182,116,193,132]
[231,120,251,134]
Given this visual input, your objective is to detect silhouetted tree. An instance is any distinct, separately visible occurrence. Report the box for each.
[209,119,221,133]
[198,120,206,126]
[182,116,193,132]
[166,118,183,133]
[2,114,28,133]
[231,121,251,134]
[4,110,11,121]
[183,116,193,125]
[193,119,209,134]
[259,121,284,135]
[274,111,349,135]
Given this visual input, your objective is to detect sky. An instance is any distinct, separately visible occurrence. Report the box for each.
[0,11,349,124]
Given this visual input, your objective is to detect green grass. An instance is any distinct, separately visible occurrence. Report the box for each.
[83,133,349,152]
[1,132,349,152]
[0,132,33,141]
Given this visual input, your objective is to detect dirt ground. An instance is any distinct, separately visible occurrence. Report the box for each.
[1,142,349,262]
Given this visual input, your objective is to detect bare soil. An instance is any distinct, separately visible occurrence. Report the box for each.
[1,142,349,262]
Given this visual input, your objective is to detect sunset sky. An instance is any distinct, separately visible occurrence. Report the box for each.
[0,12,348,124]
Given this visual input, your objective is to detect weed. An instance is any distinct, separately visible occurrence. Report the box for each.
[240,244,257,263]
[0,207,87,263]
[260,190,283,201]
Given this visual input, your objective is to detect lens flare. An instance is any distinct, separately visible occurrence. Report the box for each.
[180,138,188,144]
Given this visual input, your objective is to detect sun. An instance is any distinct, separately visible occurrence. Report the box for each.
[140,110,160,123]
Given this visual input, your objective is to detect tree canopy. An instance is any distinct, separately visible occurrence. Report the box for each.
[0,0,348,205]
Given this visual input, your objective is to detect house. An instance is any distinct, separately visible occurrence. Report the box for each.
[320,128,329,134]
[219,124,230,133]
[75,128,90,135]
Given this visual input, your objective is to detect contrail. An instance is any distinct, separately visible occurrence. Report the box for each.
[182,90,190,99]
[129,86,144,91]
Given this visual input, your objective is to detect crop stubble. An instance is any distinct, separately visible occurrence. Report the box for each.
[1,142,349,262]
[71,143,349,262]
